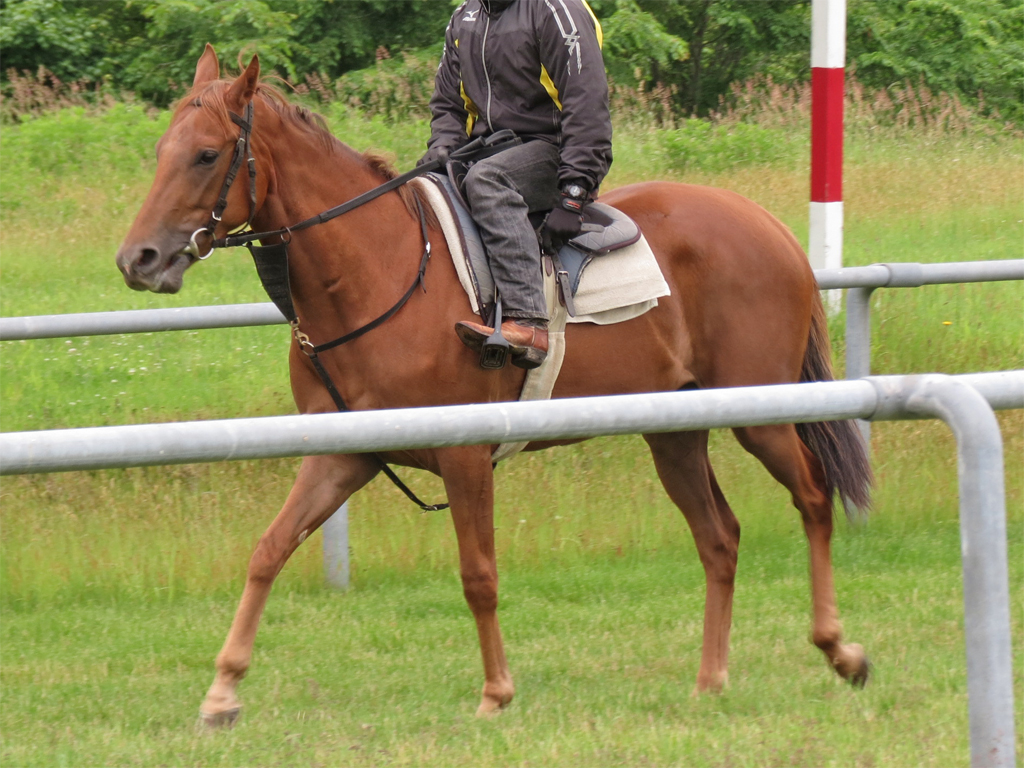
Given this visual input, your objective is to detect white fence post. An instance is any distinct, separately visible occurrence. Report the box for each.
[322,502,350,590]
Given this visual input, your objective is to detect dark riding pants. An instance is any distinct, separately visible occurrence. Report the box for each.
[462,140,560,322]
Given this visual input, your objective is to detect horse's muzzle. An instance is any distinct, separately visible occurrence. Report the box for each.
[115,239,195,293]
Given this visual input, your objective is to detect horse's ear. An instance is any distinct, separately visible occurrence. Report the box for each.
[225,55,260,111]
[193,44,220,88]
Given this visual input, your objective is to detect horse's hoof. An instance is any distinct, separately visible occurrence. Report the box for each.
[832,643,870,688]
[691,671,728,697]
[475,700,505,718]
[475,690,513,718]
[198,707,241,730]
[848,654,871,689]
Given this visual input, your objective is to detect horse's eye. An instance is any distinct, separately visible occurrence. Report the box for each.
[196,149,220,166]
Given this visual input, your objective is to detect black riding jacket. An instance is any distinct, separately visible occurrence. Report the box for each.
[426,0,612,190]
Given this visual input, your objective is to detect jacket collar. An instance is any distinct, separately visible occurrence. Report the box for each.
[480,0,516,15]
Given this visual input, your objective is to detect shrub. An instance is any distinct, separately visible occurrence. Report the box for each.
[296,46,440,123]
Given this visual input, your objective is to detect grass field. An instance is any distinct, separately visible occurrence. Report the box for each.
[0,101,1022,767]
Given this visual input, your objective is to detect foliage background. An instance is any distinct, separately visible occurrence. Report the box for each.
[1,0,1021,123]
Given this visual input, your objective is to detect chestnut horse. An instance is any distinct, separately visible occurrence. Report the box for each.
[115,47,872,726]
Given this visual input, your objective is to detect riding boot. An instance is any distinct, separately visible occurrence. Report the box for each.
[455,319,549,369]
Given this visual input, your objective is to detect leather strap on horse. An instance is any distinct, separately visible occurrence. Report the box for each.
[207,107,517,513]
[307,353,449,513]
[311,200,432,355]
[184,103,257,261]
[248,198,449,512]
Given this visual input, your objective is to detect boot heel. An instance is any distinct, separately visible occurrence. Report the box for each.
[511,347,546,370]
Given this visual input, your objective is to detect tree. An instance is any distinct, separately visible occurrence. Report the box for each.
[622,0,810,116]
[0,0,143,83]
[599,0,689,84]
[2,0,1019,123]
[285,0,451,80]
[847,0,1023,123]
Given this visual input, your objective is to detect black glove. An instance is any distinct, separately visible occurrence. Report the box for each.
[541,183,590,253]
[417,145,451,168]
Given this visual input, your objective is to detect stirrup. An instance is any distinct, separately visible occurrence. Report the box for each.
[479,297,510,370]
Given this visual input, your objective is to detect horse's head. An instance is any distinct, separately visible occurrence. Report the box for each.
[115,45,265,293]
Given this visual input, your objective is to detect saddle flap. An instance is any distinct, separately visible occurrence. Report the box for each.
[567,202,642,254]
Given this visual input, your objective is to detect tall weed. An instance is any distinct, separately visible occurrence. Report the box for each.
[714,73,1015,138]
[0,66,120,124]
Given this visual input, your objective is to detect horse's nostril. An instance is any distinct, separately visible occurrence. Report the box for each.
[138,247,160,270]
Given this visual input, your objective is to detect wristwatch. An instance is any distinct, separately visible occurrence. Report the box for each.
[560,182,590,212]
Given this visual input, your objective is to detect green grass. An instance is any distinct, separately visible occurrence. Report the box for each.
[1,105,1022,766]
[2,500,1021,767]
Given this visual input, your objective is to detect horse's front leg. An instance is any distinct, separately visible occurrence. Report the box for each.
[438,445,514,716]
[199,453,380,727]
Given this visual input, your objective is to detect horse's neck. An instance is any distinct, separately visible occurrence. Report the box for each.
[252,117,423,341]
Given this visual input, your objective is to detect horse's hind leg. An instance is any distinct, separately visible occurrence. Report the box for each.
[199,453,380,727]
[436,445,514,716]
[644,430,740,694]
[733,424,869,685]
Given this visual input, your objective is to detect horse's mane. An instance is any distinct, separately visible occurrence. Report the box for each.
[173,78,436,227]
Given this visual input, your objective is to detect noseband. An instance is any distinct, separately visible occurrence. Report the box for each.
[185,101,257,260]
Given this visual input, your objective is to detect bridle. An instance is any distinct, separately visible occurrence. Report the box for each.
[185,101,257,261]
[185,96,462,511]
[182,99,519,510]
[187,101,516,257]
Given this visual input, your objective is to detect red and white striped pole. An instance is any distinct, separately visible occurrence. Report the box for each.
[809,0,846,292]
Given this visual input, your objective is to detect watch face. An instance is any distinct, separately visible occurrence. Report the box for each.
[566,184,585,199]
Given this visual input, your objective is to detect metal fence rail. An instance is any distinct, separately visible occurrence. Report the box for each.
[3,263,1021,373]
[0,370,1020,767]
[1,371,1019,473]
[836,259,1023,443]
[0,302,283,340]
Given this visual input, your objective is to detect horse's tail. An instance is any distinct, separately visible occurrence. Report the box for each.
[795,291,874,518]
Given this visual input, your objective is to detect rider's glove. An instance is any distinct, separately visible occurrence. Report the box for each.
[541,182,590,253]
[417,145,452,168]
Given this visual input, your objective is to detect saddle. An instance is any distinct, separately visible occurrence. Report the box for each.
[418,173,668,325]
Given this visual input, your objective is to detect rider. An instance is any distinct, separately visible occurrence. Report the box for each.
[419,0,612,369]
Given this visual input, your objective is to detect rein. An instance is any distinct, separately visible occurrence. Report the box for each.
[192,102,523,513]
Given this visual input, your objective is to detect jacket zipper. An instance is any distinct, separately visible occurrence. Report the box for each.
[482,12,494,132]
